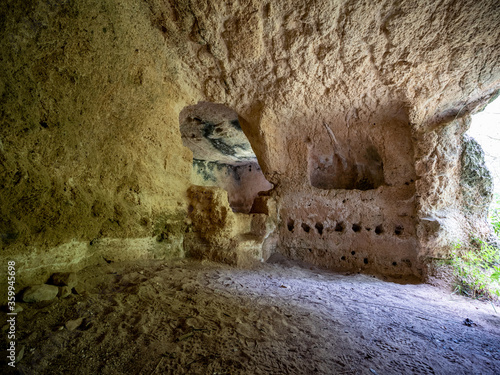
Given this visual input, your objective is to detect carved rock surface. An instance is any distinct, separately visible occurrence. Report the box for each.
[0,0,499,286]
[186,185,275,266]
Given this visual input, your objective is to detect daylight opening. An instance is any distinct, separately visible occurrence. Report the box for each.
[179,102,273,213]
[466,96,500,229]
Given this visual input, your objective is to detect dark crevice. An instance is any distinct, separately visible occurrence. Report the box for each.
[335,222,344,232]
[315,222,324,235]
[352,223,362,232]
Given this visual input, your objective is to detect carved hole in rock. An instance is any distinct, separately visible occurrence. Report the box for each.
[351,251,356,255]
[394,225,404,236]
[375,225,384,235]
[364,258,368,264]
[180,102,273,213]
[352,223,362,232]
[309,129,385,190]
[335,222,345,232]
[392,262,398,266]
[287,218,295,232]
[301,223,311,233]
[341,256,346,261]
[315,222,324,235]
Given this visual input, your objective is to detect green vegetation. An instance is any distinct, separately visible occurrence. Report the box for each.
[447,239,500,301]
[489,193,500,236]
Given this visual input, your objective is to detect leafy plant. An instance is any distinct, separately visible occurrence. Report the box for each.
[447,239,500,300]
[489,193,500,236]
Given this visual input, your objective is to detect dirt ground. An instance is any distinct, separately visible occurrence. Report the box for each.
[2,255,500,375]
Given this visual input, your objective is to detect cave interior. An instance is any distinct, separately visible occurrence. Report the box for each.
[1,0,500,373]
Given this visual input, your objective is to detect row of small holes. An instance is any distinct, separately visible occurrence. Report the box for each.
[340,252,369,264]
[288,219,404,236]
[306,247,412,268]
[339,254,411,267]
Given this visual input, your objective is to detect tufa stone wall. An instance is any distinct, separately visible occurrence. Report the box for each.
[1,0,499,288]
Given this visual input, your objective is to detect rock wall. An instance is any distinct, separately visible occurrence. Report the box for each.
[191,160,272,213]
[279,110,419,278]
[1,0,500,288]
[184,185,276,266]
[0,0,196,287]
[179,101,273,213]
[415,113,497,259]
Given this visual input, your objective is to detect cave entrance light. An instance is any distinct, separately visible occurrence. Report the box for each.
[466,96,500,222]
[179,102,273,213]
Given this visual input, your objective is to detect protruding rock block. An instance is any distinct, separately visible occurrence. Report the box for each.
[186,185,276,266]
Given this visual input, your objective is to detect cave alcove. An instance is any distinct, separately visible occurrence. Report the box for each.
[308,129,385,191]
[179,102,273,213]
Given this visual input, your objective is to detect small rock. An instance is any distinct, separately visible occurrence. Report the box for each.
[58,286,72,299]
[463,318,477,327]
[65,317,83,331]
[22,284,59,303]
[72,284,86,295]
[51,272,78,288]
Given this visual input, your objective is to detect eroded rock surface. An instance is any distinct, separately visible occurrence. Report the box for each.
[1,0,499,288]
[185,185,276,266]
[461,135,494,216]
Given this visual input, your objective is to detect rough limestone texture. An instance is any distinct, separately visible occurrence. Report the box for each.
[180,102,257,164]
[191,160,273,213]
[0,0,193,290]
[413,114,496,259]
[180,101,273,213]
[1,0,500,290]
[185,185,276,266]
[461,135,494,217]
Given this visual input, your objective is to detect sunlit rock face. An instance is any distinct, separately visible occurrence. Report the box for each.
[461,135,494,216]
[1,0,499,288]
[180,102,273,213]
[180,102,256,164]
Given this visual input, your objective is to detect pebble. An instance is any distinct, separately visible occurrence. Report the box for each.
[65,317,83,331]
[72,284,86,295]
[22,284,59,303]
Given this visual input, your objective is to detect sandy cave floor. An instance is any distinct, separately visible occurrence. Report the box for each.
[2,256,500,375]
